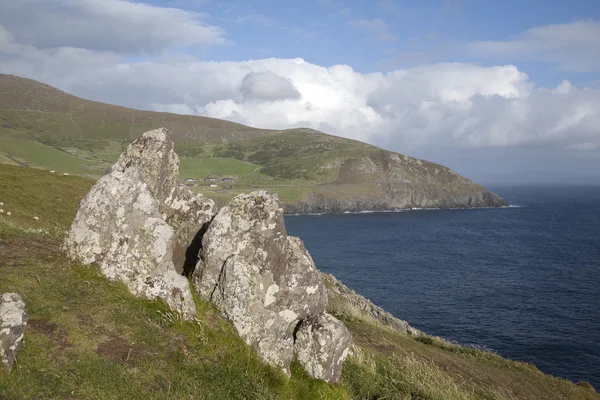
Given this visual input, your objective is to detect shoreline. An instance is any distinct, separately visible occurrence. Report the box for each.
[284,204,522,216]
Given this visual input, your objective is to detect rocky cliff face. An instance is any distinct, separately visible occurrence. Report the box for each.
[63,128,216,319]
[285,151,507,214]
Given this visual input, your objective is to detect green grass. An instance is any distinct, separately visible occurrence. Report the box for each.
[0,137,107,176]
[178,157,258,180]
[1,164,598,399]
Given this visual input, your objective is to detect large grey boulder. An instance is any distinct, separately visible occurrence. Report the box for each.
[0,293,28,372]
[63,128,216,319]
[192,191,351,379]
[294,313,352,383]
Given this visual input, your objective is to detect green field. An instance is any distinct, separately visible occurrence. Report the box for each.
[179,157,258,180]
[0,136,107,176]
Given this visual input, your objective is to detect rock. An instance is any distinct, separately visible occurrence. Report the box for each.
[63,128,216,319]
[0,293,28,372]
[323,273,421,336]
[283,152,507,214]
[294,313,352,384]
[192,191,332,374]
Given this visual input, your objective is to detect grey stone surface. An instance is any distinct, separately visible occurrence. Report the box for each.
[63,128,216,319]
[294,313,352,383]
[192,191,339,376]
[0,293,27,372]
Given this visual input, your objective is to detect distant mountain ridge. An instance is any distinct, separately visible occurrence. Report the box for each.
[0,73,507,212]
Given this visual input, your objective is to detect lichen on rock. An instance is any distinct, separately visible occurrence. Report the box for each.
[0,293,28,372]
[192,190,352,380]
[294,313,352,383]
[63,128,216,319]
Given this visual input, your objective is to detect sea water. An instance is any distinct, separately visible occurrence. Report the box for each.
[285,185,600,387]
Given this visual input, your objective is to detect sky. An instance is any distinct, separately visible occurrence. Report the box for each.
[0,0,599,184]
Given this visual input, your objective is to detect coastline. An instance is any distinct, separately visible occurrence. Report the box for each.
[284,204,522,216]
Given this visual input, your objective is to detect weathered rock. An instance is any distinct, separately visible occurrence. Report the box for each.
[0,293,28,372]
[294,313,352,383]
[192,191,331,374]
[63,128,216,319]
[108,128,216,274]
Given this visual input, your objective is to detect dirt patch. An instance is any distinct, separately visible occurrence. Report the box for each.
[28,318,71,348]
[96,337,137,364]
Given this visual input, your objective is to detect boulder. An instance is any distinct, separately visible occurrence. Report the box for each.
[63,128,216,319]
[192,191,351,379]
[0,293,28,372]
[294,313,352,384]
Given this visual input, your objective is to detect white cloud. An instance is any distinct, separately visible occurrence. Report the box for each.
[240,72,301,102]
[0,0,227,54]
[468,20,600,72]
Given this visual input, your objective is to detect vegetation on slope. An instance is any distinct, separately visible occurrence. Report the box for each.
[0,164,596,399]
[0,74,503,210]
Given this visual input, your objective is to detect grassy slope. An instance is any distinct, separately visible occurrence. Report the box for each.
[0,164,597,399]
[1,74,486,208]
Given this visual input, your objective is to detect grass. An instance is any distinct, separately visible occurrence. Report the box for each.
[0,163,598,399]
[178,157,258,180]
[0,137,105,176]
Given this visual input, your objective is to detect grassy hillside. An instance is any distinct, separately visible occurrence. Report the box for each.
[0,74,504,210]
[0,164,597,399]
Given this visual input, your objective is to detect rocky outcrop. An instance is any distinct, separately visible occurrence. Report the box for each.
[285,187,507,214]
[285,151,507,214]
[62,128,353,382]
[192,191,352,379]
[63,128,216,319]
[323,273,421,336]
[294,313,352,383]
[0,293,28,372]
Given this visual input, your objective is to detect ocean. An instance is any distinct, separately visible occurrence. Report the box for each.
[284,185,600,388]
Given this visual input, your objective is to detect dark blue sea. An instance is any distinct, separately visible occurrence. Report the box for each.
[285,186,600,388]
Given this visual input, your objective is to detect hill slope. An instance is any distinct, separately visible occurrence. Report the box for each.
[0,163,597,399]
[0,74,507,212]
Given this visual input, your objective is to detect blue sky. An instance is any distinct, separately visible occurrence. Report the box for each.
[1,0,599,183]
[158,0,600,87]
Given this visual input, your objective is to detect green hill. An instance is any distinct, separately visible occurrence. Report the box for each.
[0,74,506,212]
[0,163,597,399]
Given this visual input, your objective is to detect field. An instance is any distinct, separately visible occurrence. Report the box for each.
[0,163,598,399]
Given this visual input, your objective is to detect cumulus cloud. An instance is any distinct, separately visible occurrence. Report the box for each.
[468,20,600,72]
[0,0,227,54]
[240,72,301,102]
